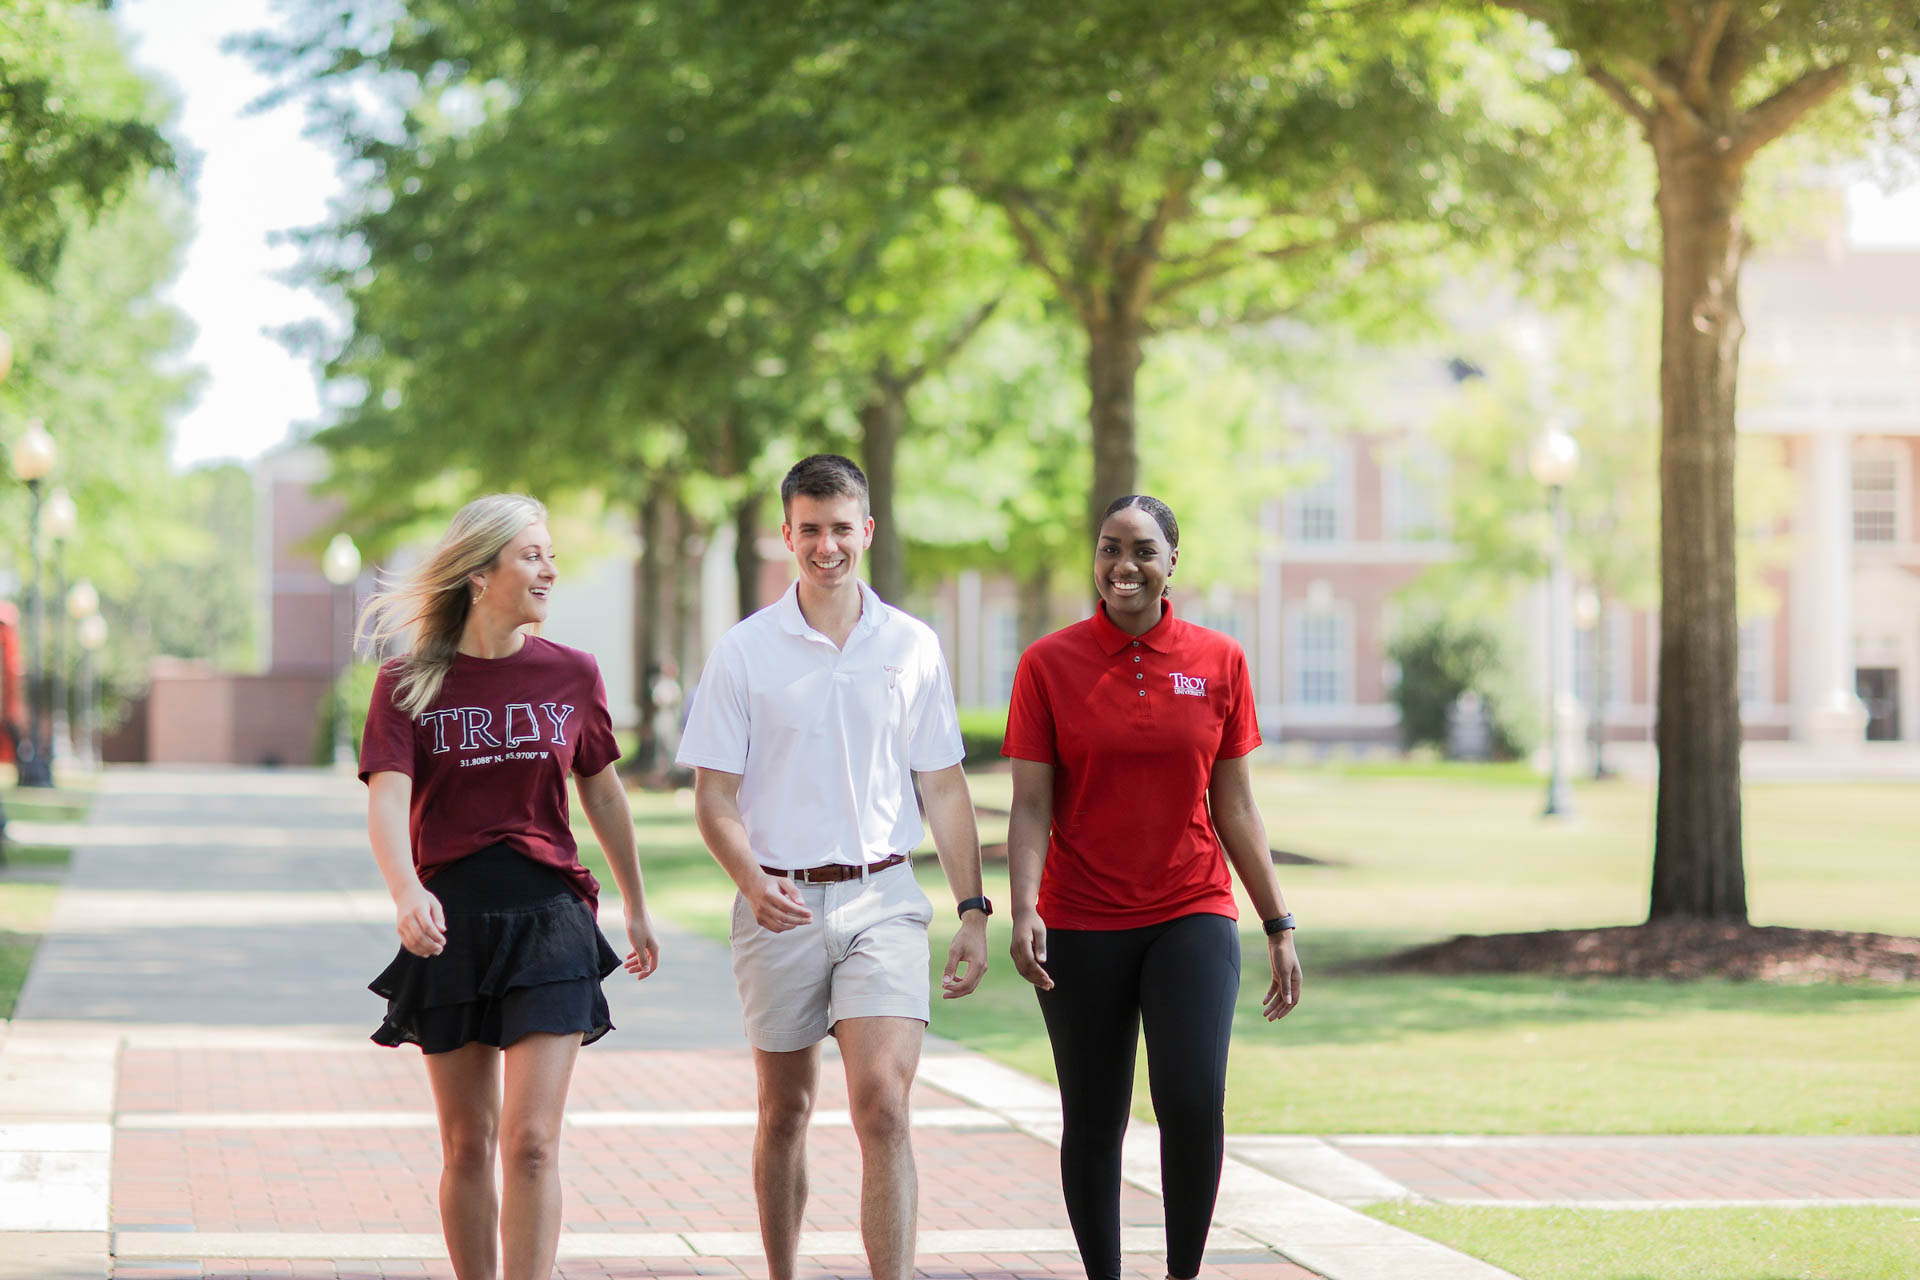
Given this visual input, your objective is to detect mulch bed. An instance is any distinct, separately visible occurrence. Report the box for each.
[1372,921,1920,983]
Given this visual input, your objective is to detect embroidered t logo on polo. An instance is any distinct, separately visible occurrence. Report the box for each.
[1170,673,1208,697]
[884,664,903,691]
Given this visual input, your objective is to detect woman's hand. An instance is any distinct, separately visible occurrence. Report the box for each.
[1009,908,1053,990]
[622,909,661,979]
[1263,932,1301,1021]
[394,884,446,957]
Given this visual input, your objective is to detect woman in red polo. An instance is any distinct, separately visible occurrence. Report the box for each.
[1002,493,1302,1280]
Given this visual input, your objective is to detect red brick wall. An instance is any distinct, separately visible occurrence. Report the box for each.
[145,665,332,766]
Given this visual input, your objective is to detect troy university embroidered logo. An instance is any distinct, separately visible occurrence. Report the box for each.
[883,664,903,691]
[1169,673,1208,698]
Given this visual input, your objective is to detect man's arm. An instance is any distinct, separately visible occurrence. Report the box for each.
[691,766,812,932]
[917,762,987,998]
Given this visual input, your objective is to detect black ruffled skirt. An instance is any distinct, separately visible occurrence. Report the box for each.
[370,843,620,1053]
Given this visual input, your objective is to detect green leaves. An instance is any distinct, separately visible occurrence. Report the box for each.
[0,2,175,281]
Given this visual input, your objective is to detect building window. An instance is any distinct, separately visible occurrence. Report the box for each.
[1290,608,1349,706]
[1287,442,1351,544]
[1738,619,1771,707]
[1381,440,1450,540]
[1852,454,1899,544]
[1191,587,1249,646]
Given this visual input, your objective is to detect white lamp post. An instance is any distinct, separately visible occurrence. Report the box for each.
[321,533,362,766]
[10,421,57,786]
[1529,422,1580,818]
[1574,585,1611,780]
[72,598,105,771]
[43,486,77,762]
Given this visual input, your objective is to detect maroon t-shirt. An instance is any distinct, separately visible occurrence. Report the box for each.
[359,635,622,908]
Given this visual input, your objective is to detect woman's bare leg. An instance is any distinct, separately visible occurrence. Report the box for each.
[424,1042,504,1280]
[499,1031,584,1280]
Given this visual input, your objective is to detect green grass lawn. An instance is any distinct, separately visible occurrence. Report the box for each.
[0,781,92,1017]
[1364,1204,1920,1280]
[0,851,74,1019]
[588,767,1920,1137]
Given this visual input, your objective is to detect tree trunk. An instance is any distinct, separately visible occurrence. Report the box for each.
[860,381,908,604]
[1647,129,1748,923]
[673,495,698,690]
[629,488,663,775]
[1016,561,1053,650]
[733,491,762,622]
[1086,312,1144,534]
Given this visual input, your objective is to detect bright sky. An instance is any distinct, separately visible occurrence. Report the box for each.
[115,0,340,470]
[116,0,1920,471]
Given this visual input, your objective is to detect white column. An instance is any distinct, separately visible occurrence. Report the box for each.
[957,569,983,707]
[1797,430,1868,746]
[699,523,738,660]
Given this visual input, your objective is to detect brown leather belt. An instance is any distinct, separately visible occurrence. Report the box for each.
[761,852,909,884]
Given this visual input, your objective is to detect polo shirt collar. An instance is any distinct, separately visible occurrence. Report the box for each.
[1091,598,1177,654]
[776,578,885,644]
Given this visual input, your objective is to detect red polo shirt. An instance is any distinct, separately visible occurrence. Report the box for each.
[1002,600,1262,930]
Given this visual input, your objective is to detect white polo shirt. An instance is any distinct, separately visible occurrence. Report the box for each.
[676,580,965,871]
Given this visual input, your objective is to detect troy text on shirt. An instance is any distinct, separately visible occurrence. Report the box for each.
[1170,673,1208,697]
[418,702,577,753]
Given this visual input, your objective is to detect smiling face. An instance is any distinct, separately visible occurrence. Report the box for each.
[471,520,557,627]
[1095,505,1176,634]
[783,492,873,593]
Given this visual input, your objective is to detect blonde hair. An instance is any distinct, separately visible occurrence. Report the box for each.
[359,493,547,717]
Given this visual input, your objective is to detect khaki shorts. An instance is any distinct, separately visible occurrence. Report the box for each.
[729,860,933,1052]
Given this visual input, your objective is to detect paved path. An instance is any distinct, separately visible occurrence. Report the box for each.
[7,768,1914,1280]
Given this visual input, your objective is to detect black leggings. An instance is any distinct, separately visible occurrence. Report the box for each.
[1035,912,1240,1280]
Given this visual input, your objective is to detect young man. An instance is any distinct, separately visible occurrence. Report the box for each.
[675,454,989,1280]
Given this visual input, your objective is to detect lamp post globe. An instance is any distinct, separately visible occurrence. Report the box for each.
[1574,586,1601,631]
[67,580,99,621]
[1528,424,1580,489]
[77,614,107,651]
[321,533,361,586]
[10,420,55,483]
[42,486,76,541]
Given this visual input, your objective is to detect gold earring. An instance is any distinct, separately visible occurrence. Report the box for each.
[472,582,488,604]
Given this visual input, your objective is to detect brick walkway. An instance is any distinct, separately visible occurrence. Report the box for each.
[1325,1135,1920,1207]
[107,1038,1319,1280]
[6,769,1357,1280]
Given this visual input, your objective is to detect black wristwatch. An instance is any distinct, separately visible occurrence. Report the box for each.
[957,895,993,920]
[1262,913,1296,936]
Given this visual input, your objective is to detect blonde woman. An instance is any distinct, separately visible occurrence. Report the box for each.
[357,493,658,1280]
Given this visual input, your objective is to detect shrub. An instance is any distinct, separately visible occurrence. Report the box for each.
[1388,619,1534,760]
[957,706,1009,766]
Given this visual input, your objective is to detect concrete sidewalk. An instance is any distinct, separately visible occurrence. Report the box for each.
[15,767,1911,1280]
